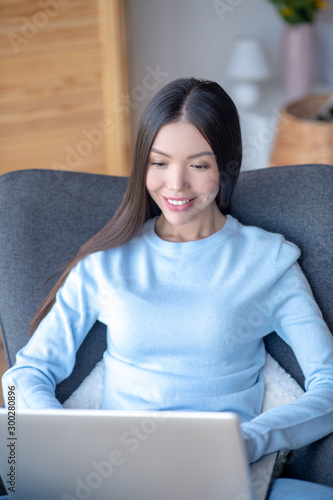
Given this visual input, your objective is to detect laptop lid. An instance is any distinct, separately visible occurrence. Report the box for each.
[0,408,274,500]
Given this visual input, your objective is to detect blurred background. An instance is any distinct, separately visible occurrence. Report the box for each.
[1,0,333,179]
[0,0,333,403]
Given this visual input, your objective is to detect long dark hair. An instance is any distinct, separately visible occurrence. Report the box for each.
[30,77,242,333]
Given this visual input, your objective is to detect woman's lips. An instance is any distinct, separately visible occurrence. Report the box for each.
[162,196,197,212]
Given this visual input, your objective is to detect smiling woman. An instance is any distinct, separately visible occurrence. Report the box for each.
[146,122,226,242]
[22,77,242,335]
[2,77,333,500]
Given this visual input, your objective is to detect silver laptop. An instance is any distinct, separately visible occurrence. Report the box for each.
[0,409,276,500]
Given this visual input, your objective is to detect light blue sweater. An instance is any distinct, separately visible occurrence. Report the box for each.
[2,215,333,463]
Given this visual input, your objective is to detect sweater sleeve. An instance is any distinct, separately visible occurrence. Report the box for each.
[1,254,100,410]
[241,239,333,463]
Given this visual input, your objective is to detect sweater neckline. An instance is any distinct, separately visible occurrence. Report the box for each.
[142,214,237,253]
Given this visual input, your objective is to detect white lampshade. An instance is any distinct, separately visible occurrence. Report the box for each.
[226,37,270,108]
[227,37,270,82]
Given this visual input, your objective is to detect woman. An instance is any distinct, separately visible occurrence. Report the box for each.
[2,78,333,498]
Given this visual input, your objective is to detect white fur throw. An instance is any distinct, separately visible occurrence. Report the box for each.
[63,352,304,411]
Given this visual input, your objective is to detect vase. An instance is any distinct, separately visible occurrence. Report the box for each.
[316,21,333,85]
[282,23,315,99]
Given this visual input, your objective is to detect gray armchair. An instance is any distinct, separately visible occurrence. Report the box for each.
[0,165,332,495]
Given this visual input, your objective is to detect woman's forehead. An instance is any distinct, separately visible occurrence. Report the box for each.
[150,122,213,157]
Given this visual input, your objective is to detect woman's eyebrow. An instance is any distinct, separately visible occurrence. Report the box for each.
[150,148,215,159]
[150,148,171,158]
[187,151,215,159]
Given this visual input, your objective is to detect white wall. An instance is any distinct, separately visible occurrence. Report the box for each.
[125,0,333,138]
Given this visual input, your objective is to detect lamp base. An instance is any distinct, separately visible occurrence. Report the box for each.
[230,81,260,109]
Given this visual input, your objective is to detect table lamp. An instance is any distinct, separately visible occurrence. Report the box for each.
[227,37,270,108]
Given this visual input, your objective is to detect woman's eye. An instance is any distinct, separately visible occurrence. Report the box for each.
[190,164,209,170]
[151,161,166,167]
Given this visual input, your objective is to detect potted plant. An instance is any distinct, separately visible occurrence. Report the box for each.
[269,0,328,25]
[268,0,329,97]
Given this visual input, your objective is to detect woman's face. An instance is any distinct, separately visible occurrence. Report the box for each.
[146,121,224,241]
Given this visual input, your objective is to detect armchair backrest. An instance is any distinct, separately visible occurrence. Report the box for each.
[0,170,128,401]
[231,163,333,384]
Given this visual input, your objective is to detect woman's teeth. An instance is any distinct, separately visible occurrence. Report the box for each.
[167,199,191,206]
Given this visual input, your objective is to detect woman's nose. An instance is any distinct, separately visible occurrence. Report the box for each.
[166,165,189,192]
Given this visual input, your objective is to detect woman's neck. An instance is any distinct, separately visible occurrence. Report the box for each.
[155,204,227,242]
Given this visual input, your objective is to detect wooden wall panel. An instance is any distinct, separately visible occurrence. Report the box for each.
[0,0,131,176]
[98,0,132,176]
